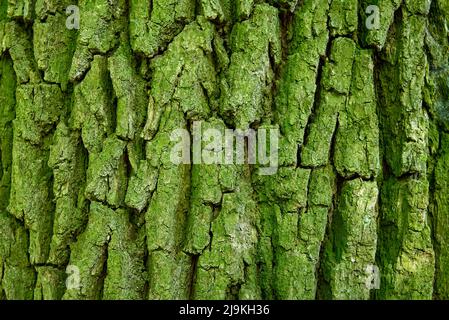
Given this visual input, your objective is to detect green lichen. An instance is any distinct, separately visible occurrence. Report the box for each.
[378,8,429,176]
[9,84,64,264]
[130,0,196,58]
[301,37,356,167]
[71,55,114,154]
[0,211,35,300]
[329,0,358,36]
[321,179,378,300]
[47,122,87,266]
[377,177,434,299]
[220,3,281,129]
[0,56,15,211]
[334,48,380,179]
[33,12,75,89]
[433,133,449,299]
[0,0,448,301]
[4,21,40,83]
[275,0,329,166]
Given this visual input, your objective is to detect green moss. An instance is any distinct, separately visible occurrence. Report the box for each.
[378,8,428,176]
[275,0,329,166]
[63,202,111,300]
[329,0,358,36]
[85,136,128,207]
[71,55,114,154]
[220,3,281,129]
[194,180,260,299]
[0,0,448,301]
[0,57,15,211]
[322,179,378,300]
[377,177,434,299]
[34,266,66,300]
[199,0,231,23]
[0,211,35,300]
[63,202,146,300]
[430,133,449,298]
[360,0,401,50]
[334,48,380,179]
[9,84,64,264]
[130,0,196,58]
[47,122,87,266]
[141,17,222,140]
[4,21,40,83]
[108,41,147,140]
[125,160,158,212]
[68,0,126,81]
[255,167,310,213]
[33,13,75,89]
[102,209,147,300]
[301,38,356,167]
[7,0,34,21]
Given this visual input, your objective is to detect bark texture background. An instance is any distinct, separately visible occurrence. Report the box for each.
[0,0,448,300]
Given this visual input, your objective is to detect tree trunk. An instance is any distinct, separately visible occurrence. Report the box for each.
[0,0,448,300]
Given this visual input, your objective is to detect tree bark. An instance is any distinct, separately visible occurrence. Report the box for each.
[0,0,448,300]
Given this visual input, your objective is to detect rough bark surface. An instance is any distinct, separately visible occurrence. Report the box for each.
[0,0,448,300]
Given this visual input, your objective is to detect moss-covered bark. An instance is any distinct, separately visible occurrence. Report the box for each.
[0,0,448,300]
